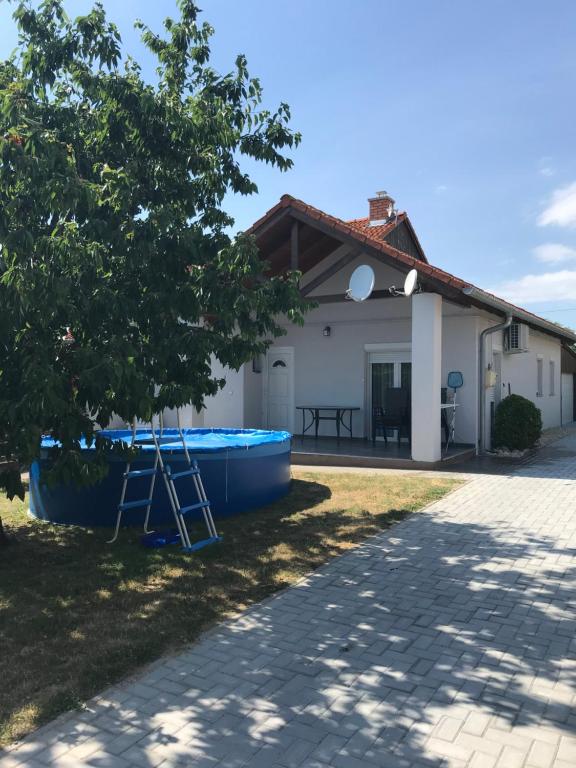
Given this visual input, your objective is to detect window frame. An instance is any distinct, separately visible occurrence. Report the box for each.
[536,357,543,397]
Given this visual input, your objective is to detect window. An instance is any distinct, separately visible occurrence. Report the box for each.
[537,358,543,397]
[549,360,555,396]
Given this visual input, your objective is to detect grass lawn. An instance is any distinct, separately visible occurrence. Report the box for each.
[0,469,460,748]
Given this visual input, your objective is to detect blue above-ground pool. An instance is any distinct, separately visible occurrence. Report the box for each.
[29,428,291,527]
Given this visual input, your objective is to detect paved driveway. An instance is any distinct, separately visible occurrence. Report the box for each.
[3,436,576,768]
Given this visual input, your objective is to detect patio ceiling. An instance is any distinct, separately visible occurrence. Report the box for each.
[253,210,343,277]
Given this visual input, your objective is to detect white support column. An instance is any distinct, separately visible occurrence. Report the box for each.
[411,293,443,462]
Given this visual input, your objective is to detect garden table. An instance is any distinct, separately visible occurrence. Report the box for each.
[296,406,360,440]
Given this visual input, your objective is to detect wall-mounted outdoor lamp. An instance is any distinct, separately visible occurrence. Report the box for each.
[323,326,331,337]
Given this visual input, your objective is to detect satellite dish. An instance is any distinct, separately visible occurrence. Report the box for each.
[389,268,419,297]
[346,264,375,302]
[404,269,418,297]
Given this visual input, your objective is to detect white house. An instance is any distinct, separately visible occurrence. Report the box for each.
[169,192,576,467]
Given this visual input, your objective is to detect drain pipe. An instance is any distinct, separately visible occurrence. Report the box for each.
[476,315,513,454]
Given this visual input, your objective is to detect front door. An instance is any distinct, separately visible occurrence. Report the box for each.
[265,347,294,432]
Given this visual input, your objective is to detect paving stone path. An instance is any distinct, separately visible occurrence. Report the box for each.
[3,435,576,768]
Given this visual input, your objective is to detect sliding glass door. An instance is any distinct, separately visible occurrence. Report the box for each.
[369,352,411,440]
[371,362,395,410]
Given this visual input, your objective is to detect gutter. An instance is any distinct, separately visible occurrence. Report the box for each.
[462,285,576,344]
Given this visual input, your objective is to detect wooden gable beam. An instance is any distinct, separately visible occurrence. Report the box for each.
[288,207,463,301]
[290,220,299,270]
[300,248,361,297]
[263,228,336,276]
[314,289,394,304]
[252,207,290,239]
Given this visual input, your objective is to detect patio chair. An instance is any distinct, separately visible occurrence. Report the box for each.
[372,387,411,445]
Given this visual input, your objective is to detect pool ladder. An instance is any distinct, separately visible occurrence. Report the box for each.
[108,411,221,552]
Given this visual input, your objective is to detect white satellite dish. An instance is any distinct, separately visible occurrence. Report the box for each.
[389,268,419,297]
[346,264,375,302]
[404,268,418,297]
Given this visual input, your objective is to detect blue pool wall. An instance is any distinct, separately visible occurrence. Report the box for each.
[29,428,292,527]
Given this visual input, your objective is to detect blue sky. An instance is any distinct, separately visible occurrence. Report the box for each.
[2,1,576,327]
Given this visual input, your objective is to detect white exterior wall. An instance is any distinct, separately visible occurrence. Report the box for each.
[441,315,479,445]
[162,404,204,428]
[272,306,411,438]
[481,320,562,446]
[202,356,245,429]
[107,406,205,430]
[562,373,574,425]
[502,329,561,429]
[244,362,263,428]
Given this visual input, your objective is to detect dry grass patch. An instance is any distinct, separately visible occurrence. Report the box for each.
[0,469,460,747]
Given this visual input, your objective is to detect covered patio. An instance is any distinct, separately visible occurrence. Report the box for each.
[292,435,475,469]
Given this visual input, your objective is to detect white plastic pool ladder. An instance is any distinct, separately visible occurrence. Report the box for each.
[108,410,221,552]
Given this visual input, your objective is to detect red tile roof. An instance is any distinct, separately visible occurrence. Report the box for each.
[249,194,467,293]
[346,211,428,263]
[248,194,576,342]
[346,214,405,241]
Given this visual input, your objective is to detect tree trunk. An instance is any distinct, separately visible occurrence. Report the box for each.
[0,515,10,545]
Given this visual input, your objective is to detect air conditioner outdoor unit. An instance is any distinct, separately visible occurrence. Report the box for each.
[504,322,529,353]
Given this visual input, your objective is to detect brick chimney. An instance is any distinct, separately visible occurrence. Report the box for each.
[368,191,395,225]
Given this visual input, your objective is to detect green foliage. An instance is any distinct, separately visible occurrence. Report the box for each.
[0,0,307,499]
[493,394,542,451]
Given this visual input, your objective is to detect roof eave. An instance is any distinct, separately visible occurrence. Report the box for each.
[462,286,576,343]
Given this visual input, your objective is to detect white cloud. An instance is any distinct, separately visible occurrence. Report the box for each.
[538,182,576,228]
[533,243,576,264]
[538,157,555,177]
[491,269,576,304]
[435,184,448,194]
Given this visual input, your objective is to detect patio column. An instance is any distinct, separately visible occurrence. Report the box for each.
[411,292,442,462]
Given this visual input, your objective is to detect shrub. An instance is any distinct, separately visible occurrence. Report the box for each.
[493,394,542,451]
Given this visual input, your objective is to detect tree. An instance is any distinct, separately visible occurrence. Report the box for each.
[0,0,306,512]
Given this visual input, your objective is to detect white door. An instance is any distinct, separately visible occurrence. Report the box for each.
[265,347,294,432]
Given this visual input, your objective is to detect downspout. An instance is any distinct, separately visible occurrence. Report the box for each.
[477,315,513,454]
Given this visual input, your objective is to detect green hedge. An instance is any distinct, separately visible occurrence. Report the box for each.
[493,394,542,451]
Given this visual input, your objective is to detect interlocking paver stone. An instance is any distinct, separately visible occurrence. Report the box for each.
[3,433,576,767]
